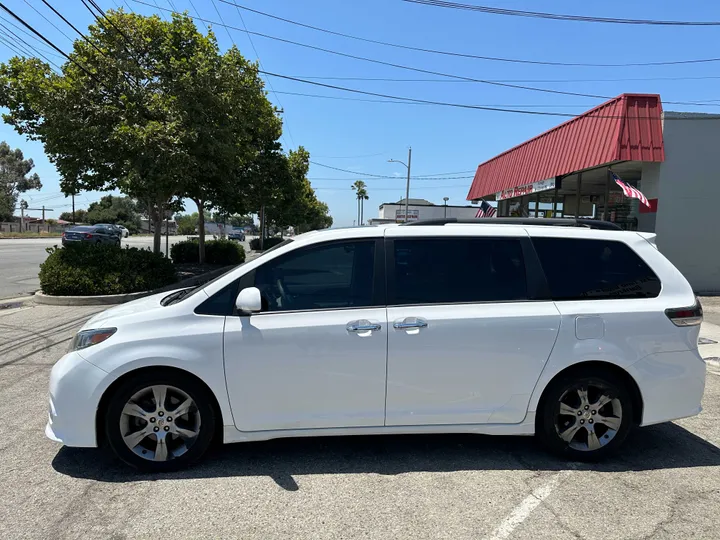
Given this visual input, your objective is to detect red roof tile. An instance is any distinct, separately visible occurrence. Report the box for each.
[466,94,665,200]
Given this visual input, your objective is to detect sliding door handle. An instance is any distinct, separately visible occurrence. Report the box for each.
[393,317,428,330]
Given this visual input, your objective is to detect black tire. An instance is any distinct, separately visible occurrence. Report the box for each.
[104,370,217,472]
[537,368,633,461]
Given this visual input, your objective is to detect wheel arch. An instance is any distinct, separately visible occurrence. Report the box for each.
[534,361,644,428]
[95,365,225,448]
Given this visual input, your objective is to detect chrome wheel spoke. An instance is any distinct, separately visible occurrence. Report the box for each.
[174,426,198,439]
[593,394,612,410]
[558,402,576,416]
[171,398,193,418]
[587,429,602,451]
[596,414,621,430]
[154,436,168,461]
[123,427,149,449]
[576,387,589,407]
[560,422,582,443]
[152,385,168,411]
[122,402,149,420]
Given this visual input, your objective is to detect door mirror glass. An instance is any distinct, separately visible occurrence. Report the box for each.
[236,287,262,313]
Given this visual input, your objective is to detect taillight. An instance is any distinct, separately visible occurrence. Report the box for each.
[665,299,703,327]
[84,233,93,239]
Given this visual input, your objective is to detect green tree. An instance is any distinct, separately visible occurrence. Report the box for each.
[84,195,141,232]
[175,212,199,235]
[0,142,41,221]
[0,10,279,256]
[59,209,88,223]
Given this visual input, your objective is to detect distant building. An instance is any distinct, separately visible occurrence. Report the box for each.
[368,198,488,225]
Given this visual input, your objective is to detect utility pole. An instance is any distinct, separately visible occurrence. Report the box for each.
[388,146,412,222]
[20,205,24,232]
[42,205,45,224]
[404,147,412,223]
[72,193,75,224]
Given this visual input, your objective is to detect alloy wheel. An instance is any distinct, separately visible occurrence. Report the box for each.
[119,384,201,462]
[554,384,623,452]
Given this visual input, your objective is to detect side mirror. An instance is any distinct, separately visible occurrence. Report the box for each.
[236,287,262,313]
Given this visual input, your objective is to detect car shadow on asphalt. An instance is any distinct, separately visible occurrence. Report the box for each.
[52,422,720,491]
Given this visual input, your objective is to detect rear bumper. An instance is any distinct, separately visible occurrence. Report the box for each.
[628,349,707,426]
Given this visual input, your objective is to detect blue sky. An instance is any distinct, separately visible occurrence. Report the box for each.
[2,1,720,225]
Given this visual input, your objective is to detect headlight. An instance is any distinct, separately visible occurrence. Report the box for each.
[69,328,117,352]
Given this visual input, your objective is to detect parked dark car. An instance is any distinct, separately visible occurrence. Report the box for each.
[62,225,121,246]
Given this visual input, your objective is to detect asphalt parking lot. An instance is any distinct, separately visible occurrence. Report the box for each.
[1,302,719,540]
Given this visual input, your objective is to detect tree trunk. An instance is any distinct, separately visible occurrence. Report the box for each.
[149,202,162,254]
[360,199,364,225]
[194,198,206,264]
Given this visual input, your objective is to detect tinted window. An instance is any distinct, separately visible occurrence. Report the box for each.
[254,241,376,312]
[391,238,527,305]
[532,238,661,300]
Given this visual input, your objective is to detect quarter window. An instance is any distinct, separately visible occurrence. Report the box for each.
[254,241,376,312]
[391,238,528,305]
[532,238,661,300]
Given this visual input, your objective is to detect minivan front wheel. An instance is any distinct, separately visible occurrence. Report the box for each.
[104,371,216,471]
[538,370,633,460]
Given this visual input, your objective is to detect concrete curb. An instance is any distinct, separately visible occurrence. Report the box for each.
[34,264,236,306]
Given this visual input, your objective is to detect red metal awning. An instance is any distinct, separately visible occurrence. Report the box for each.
[466,94,665,201]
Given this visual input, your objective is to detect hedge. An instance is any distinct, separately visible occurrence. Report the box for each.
[39,243,177,296]
[249,237,284,251]
[170,239,246,265]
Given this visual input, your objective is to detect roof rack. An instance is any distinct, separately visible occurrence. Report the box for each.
[403,217,623,231]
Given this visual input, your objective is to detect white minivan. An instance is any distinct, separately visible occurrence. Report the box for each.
[46,219,706,471]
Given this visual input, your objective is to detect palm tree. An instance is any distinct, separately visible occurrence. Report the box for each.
[351,180,369,225]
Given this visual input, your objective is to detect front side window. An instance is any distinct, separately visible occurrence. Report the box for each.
[254,241,376,312]
[391,237,528,305]
[532,238,661,300]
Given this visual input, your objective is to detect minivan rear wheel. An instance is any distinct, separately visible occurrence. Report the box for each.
[538,369,633,461]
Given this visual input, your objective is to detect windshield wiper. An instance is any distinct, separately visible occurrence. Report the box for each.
[161,287,195,306]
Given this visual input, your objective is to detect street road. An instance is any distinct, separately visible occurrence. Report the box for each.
[0,236,247,299]
[0,301,719,540]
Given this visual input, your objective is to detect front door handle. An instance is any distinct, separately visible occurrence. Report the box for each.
[393,317,428,330]
[346,320,382,333]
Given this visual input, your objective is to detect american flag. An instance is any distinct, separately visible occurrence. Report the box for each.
[475,200,497,218]
[611,171,651,208]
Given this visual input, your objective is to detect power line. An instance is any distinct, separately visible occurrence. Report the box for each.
[262,71,720,119]
[228,0,296,148]
[314,185,470,191]
[22,0,73,43]
[403,1,720,26]
[134,1,720,107]
[0,20,62,69]
[218,0,720,67]
[0,12,64,58]
[0,2,96,78]
[274,75,720,84]
[313,152,389,159]
[310,161,475,179]
[310,176,473,181]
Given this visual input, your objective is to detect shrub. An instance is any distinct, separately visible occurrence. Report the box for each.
[249,237,284,251]
[40,243,177,296]
[170,239,246,265]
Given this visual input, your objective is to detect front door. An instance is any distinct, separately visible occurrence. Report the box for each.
[384,233,561,426]
[224,238,388,432]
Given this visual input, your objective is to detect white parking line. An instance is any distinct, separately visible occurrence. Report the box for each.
[484,470,573,540]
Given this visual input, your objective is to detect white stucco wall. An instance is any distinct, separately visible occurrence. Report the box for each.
[378,204,482,221]
[655,112,720,293]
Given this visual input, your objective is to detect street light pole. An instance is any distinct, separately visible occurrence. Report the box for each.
[389,146,412,222]
[443,197,449,218]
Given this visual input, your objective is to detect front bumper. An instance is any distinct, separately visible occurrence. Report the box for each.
[46,350,109,447]
[628,349,707,426]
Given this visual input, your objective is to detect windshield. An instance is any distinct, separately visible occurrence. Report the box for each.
[162,238,294,305]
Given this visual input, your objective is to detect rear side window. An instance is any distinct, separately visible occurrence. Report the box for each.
[391,237,527,305]
[532,238,661,300]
